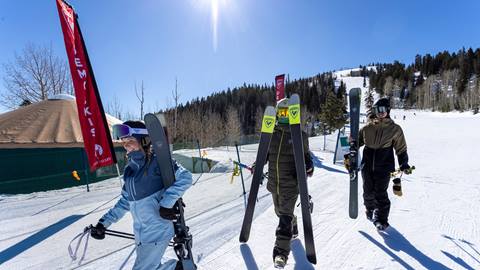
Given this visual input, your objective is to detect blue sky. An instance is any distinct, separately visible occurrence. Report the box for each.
[1,0,480,116]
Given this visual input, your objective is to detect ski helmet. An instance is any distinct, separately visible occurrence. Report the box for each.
[276,98,289,124]
[373,98,391,116]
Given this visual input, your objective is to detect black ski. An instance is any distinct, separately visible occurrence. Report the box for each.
[144,113,197,270]
[288,94,316,264]
[239,106,276,243]
[348,88,361,219]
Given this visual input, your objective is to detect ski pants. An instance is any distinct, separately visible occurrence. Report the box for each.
[271,190,298,258]
[361,169,391,223]
[133,241,177,270]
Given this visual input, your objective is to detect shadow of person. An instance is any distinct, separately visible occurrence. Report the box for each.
[379,226,451,270]
[290,239,315,270]
[240,243,259,270]
[359,231,415,270]
[310,152,347,175]
[0,214,84,264]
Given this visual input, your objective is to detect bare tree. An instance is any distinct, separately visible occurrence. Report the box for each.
[106,95,124,120]
[172,77,181,140]
[1,43,72,108]
[135,80,145,119]
[225,106,242,145]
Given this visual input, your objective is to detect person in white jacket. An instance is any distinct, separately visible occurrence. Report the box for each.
[90,121,192,270]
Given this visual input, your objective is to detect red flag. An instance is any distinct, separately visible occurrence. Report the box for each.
[56,0,116,171]
[275,74,285,101]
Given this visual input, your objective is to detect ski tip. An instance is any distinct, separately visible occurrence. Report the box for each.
[143,113,155,122]
[349,212,358,219]
[288,93,300,105]
[307,255,317,265]
[349,87,361,95]
[264,106,276,117]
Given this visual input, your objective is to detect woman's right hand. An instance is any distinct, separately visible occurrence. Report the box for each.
[90,223,106,240]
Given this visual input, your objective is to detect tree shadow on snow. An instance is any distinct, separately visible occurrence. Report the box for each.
[441,250,475,270]
[0,214,84,264]
[442,235,480,265]
[310,152,347,175]
[240,243,259,270]
[290,239,315,270]
[374,226,450,269]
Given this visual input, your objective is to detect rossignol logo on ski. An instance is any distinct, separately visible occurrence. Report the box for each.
[261,115,275,133]
[288,104,301,124]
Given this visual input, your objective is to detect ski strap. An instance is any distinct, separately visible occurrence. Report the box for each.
[68,226,91,264]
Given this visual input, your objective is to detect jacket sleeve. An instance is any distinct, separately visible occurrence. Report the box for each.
[159,160,193,208]
[393,125,409,166]
[99,188,130,228]
[302,131,313,171]
[358,126,365,148]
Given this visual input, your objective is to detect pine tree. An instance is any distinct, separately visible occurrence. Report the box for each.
[319,90,347,133]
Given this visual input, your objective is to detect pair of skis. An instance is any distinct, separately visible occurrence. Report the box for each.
[144,113,197,270]
[239,94,317,265]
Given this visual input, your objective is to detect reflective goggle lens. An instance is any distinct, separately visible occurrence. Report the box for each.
[373,106,388,114]
[112,124,131,140]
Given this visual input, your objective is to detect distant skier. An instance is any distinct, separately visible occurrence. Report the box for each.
[261,98,314,268]
[352,98,411,231]
[90,121,192,270]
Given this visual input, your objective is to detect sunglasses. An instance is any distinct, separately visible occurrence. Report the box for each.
[112,124,148,140]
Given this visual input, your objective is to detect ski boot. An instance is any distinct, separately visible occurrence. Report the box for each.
[374,221,389,231]
[274,255,287,269]
[273,247,288,269]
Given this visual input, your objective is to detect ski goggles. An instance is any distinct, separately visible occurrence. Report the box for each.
[112,124,149,140]
[373,106,388,115]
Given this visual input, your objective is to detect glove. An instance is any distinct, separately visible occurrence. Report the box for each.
[90,223,106,240]
[392,178,402,196]
[159,206,177,220]
[306,167,314,177]
[400,164,412,174]
[250,162,256,174]
[343,154,351,171]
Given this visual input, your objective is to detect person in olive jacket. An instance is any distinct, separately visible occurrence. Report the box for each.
[358,98,411,231]
[264,98,314,267]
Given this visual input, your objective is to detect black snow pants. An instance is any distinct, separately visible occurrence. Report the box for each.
[361,169,391,223]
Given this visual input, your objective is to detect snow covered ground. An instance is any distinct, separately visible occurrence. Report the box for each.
[1,72,480,269]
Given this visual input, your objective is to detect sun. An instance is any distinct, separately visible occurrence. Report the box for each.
[193,0,230,52]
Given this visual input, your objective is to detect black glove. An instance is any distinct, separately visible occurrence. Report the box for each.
[400,163,412,174]
[306,167,314,177]
[159,206,177,220]
[343,154,351,171]
[90,223,106,240]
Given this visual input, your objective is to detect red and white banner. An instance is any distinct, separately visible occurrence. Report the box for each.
[275,74,285,101]
[56,0,116,171]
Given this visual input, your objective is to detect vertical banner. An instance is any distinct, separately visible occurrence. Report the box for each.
[56,0,116,171]
[275,74,285,101]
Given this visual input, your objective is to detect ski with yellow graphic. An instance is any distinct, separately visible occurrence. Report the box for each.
[239,106,276,243]
[288,94,317,264]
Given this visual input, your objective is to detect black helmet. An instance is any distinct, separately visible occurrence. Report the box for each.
[373,98,391,115]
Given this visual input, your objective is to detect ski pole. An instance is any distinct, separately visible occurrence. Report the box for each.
[105,228,135,238]
[104,231,135,240]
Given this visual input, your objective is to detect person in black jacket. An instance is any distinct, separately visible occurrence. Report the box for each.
[358,98,411,230]
[264,98,314,267]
